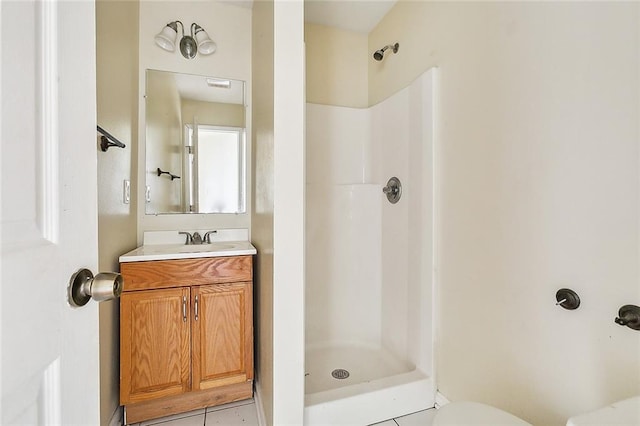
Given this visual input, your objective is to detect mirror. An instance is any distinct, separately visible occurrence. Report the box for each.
[145,69,246,214]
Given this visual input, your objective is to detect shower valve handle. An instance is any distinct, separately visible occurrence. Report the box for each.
[382,177,402,204]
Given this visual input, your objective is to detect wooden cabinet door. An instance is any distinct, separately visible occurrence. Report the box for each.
[192,282,253,391]
[120,287,191,404]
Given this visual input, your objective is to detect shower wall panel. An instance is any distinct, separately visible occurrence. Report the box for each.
[371,72,435,371]
[306,183,382,347]
[306,104,371,185]
[306,104,380,349]
[405,73,435,372]
[371,89,411,365]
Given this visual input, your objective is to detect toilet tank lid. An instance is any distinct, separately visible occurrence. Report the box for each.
[433,402,532,426]
[566,396,640,426]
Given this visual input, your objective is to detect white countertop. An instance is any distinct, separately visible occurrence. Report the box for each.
[119,240,257,263]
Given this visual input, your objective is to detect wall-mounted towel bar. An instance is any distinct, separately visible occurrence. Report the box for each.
[97,125,126,151]
[157,168,180,181]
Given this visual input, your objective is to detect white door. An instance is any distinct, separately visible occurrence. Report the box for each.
[1,0,100,424]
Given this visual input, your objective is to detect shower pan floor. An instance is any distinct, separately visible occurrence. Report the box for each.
[305,343,412,395]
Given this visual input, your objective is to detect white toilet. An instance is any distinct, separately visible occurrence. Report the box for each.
[566,395,640,426]
[432,396,640,426]
[433,401,532,426]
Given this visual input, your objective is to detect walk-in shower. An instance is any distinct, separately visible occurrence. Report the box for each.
[304,69,437,425]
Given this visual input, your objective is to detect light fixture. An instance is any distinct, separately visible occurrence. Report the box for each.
[154,20,217,59]
[193,23,217,55]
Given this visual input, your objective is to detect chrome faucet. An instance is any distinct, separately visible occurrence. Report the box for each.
[178,230,217,245]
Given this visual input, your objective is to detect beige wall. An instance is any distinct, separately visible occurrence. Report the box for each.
[96,0,139,424]
[181,100,245,128]
[369,2,640,425]
[305,23,368,108]
[137,1,252,239]
[251,1,275,423]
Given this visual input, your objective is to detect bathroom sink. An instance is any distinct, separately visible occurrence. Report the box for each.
[119,241,257,262]
[177,243,236,253]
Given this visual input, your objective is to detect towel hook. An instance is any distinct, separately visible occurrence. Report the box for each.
[157,168,180,181]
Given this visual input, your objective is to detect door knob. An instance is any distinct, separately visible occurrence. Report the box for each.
[67,268,123,307]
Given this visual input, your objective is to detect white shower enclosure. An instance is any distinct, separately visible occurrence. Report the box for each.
[304,69,437,425]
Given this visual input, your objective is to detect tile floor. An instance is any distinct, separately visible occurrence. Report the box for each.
[373,407,437,426]
[128,399,437,426]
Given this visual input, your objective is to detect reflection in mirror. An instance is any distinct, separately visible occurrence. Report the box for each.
[145,69,246,214]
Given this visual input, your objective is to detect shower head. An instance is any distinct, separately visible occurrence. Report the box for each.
[373,42,399,61]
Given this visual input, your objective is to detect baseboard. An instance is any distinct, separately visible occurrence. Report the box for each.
[435,391,450,409]
[254,382,267,426]
[108,406,123,426]
[124,382,252,424]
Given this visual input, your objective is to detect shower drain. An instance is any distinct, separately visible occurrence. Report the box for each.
[331,369,350,380]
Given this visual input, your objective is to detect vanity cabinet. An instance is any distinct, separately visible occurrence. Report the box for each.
[119,256,253,424]
[120,287,191,404]
[191,282,253,391]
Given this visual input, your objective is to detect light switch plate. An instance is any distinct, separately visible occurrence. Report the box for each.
[123,180,130,204]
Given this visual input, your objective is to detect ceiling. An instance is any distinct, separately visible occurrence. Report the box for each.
[221,0,397,34]
[304,0,397,33]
